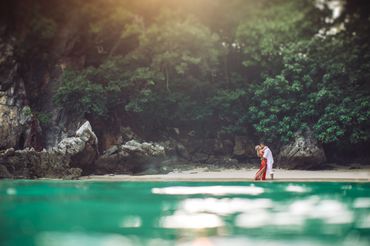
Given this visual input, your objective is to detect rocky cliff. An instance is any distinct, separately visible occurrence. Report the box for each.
[3,0,357,179]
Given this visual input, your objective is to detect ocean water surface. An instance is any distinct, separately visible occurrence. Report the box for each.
[0,180,369,246]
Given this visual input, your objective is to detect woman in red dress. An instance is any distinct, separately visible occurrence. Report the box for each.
[254,145,267,180]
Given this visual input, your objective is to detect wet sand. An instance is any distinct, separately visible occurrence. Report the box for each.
[80,168,370,182]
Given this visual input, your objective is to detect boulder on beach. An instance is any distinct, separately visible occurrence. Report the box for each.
[278,129,326,169]
[95,140,166,174]
[0,121,98,179]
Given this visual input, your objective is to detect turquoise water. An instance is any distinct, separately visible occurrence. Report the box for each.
[0,181,369,246]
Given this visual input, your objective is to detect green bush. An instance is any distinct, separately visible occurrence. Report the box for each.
[54,69,108,116]
[35,112,52,125]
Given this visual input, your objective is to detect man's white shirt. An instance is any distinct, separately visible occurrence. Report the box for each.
[263,146,274,176]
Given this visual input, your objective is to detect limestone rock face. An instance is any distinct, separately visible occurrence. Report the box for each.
[183,137,234,157]
[0,121,98,179]
[233,136,257,159]
[0,148,74,179]
[175,142,190,160]
[55,121,98,170]
[122,140,165,156]
[0,102,30,149]
[0,164,12,178]
[278,130,326,169]
[191,152,209,163]
[76,121,98,143]
[95,140,166,174]
[99,126,140,151]
[0,37,33,150]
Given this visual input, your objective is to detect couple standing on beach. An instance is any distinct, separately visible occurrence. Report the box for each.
[255,143,274,180]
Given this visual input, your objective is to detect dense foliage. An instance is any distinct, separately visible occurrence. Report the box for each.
[12,0,370,146]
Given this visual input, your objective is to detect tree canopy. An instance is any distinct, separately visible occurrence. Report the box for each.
[13,0,369,147]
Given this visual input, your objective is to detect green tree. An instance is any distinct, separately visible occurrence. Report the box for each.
[122,11,221,134]
[236,0,328,80]
[247,35,370,145]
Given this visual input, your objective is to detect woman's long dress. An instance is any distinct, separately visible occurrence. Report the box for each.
[255,150,267,180]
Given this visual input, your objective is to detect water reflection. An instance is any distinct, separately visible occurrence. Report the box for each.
[235,210,271,228]
[286,184,310,193]
[179,198,272,215]
[160,212,223,229]
[37,232,138,246]
[356,214,370,229]
[35,232,370,246]
[120,216,142,228]
[353,198,370,208]
[152,186,264,196]
[313,200,353,224]
[156,194,356,231]
[6,187,17,195]
[289,197,354,224]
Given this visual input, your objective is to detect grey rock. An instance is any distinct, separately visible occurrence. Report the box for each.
[63,168,82,180]
[57,137,86,155]
[76,121,98,143]
[278,129,326,169]
[222,157,239,167]
[4,147,15,157]
[191,152,209,163]
[0,38,31,150]
[95,140,166,174]
[181,136,233,156]
[173,128,180,135]
[220,139,234,156]
[0,90,29,149]
[120,127,139,142]
[205,155,219,164]
[0,120,98,179]
[175,142,190,160]
[104,145,119,156]
[0,164,12,178]
[233,136,256,158]
[122,140,165,156]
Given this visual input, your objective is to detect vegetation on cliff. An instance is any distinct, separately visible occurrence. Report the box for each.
[1,0,370,161]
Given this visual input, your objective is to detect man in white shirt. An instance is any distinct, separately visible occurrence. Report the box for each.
[260,143,274,180]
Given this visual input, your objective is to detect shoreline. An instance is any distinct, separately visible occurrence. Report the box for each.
[79,168,370,182]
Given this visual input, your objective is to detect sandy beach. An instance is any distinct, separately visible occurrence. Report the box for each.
[81,167,370,182]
